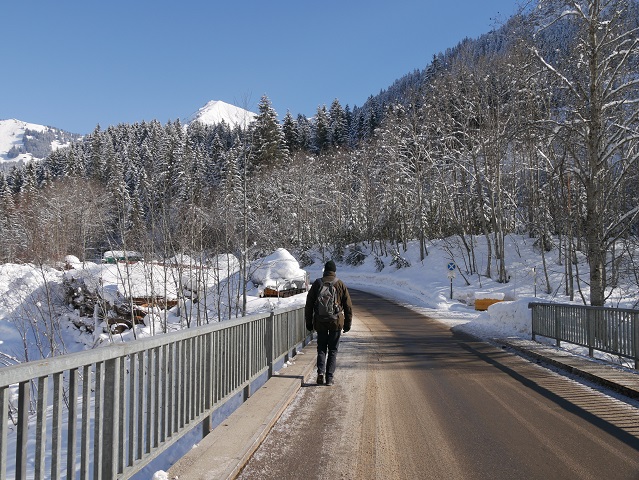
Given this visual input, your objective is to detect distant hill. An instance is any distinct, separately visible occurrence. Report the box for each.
[185,100,256,129]
[0,119,81,165]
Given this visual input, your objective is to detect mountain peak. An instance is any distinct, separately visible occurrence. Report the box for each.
[0,119,80,164]
[186,100,256,128]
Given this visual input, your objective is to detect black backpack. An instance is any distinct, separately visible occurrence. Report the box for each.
[313,278,342,323]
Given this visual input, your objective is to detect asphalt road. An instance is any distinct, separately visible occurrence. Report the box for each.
[237,290,639,480]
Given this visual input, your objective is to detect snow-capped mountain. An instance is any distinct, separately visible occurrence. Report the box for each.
[0,119,80,164]
[185,100,256,128]
[0,102,252,166]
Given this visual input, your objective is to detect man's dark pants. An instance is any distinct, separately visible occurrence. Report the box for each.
[316,329,341,380]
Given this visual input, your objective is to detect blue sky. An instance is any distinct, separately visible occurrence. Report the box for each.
[2,1,520,134]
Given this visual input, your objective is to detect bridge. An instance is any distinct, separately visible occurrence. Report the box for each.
[0,305,310,479]
[1,291,639,479]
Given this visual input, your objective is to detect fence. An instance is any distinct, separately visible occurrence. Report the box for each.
[529,302,639,369]
[0,306,310,479]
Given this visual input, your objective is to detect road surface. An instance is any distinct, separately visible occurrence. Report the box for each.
[237,290,639,480]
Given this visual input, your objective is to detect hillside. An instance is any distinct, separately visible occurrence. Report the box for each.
[0,119,80,165]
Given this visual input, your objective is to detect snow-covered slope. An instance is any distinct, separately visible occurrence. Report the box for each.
[186,100,256,128]
[0,119,78,164]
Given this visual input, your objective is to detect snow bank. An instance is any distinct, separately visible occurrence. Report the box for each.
[0,263,62,321]
[466,298,534,338]
[209,253,240,278]
[64,262,180,303]
[0,263,66,361]
[251,248,307,289]
[474,291,505,300]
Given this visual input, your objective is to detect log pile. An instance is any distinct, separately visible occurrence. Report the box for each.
[63,277,178,334]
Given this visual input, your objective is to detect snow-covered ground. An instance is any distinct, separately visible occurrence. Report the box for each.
[3,234,638,480]
[0,118,71,164]
[1,234,637,368]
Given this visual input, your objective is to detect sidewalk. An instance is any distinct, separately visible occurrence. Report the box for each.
[495,338,639,400]
[167,342,317,480]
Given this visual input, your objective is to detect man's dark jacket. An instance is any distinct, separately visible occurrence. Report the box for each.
[304,271,353,332]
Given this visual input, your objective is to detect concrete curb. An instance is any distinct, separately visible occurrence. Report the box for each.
[167,341,317,479]
[495,338,639,400]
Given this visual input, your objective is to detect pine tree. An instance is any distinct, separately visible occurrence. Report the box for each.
[21,162,39,198]
[0,173,17,262]
[363,98,380,139]
[88,125,106,180]
[314,105,330,153]
[282,110,300,153]
[296,114,313,151]
[251,95,288,170]
[0,173,15,215]
[329,99,348,149]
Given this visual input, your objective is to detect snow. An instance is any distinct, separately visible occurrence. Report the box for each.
[251,248,308,291]
[474,291,505,300]
[64,261,182,304]
[0,119,44,163]
[1,236,638,365]
[185,100,256,129]
[0,118,68,163]
[102,250,143,260]
[0,263,69,362]
[1,236,638,478]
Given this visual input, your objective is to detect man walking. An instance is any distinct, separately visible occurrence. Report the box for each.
[305,260,353,386]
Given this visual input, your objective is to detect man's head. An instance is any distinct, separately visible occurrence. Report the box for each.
[324,260,336,274]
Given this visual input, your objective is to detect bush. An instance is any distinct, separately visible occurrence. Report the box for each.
[297,250,315,268]
[390,250,410,269]
[345,246,366,266]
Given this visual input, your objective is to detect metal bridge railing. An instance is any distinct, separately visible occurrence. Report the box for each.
[0,306,310,479]
[529,302,639,369]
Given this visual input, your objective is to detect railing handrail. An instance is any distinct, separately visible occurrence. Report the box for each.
[528,301,639,315]
[528,301,639,369]
[0,305,301,387]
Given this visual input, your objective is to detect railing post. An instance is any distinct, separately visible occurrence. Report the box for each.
[284,311,291,364]
[81,365,92,478]
[0,387,8,480]
[102,357,121,480]
[67,369,78,477]
[35,377,48,479]
[530,303,537,341]
[244,321,252,401]
[633,312,639,370]
[51,372,63,480]
[587,308,595,358]
[16,380,30,480]
[202,336,212,437]
[554,305,561,347]
[267,312,275,377]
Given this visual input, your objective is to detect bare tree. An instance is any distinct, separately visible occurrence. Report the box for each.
[531,0,639,305]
